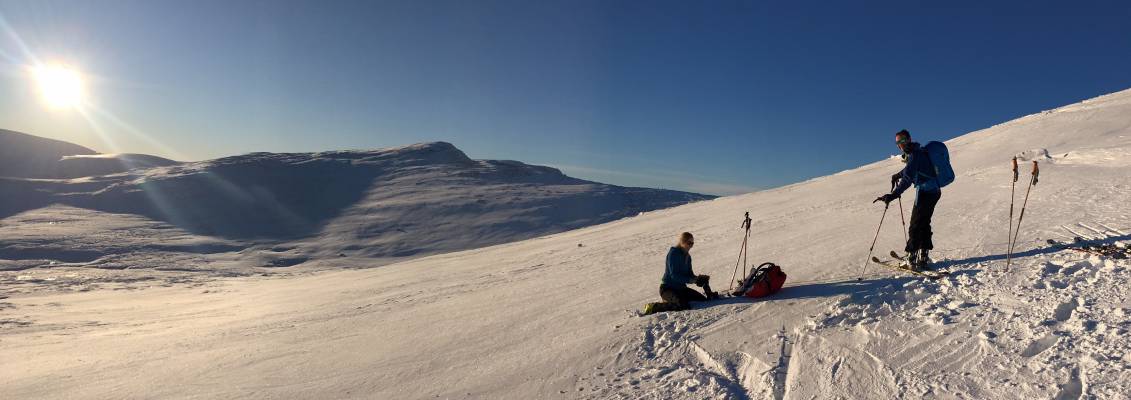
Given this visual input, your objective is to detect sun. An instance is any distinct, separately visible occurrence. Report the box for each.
[31,64,86,109]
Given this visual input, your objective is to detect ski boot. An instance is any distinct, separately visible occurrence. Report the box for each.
[902,251,920,271]
[916,249,933,270]
[642,302,658,316]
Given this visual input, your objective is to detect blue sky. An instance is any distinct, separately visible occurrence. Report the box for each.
[1,0,1129,195]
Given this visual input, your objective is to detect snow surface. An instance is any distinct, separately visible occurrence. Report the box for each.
[57,153,180,177]
[2,88,1131,399]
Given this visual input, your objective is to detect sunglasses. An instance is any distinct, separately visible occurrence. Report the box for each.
[896,137,911,151]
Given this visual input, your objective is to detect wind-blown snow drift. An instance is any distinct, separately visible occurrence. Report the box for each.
[2,88,1131,399]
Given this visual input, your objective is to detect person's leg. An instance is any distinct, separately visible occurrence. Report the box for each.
[657,285,690,311]
[907,191,929,253]
[645,301,681,313]
[678,286,708,303]
[917,191,942,251]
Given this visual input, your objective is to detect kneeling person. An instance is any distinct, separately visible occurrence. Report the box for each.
[643,232,718,315]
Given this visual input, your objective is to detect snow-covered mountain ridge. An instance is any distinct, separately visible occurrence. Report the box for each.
[0,136,712,273]
[2,88,1131,399]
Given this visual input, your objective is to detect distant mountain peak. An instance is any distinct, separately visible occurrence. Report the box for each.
[380,141,473,165]
[399,141,459,151]
[0,128,99,179]
[306,141,474,167]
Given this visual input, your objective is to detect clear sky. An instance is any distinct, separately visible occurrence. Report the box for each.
[1,0,1129,195]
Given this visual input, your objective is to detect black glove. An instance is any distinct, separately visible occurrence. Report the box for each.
[694,275,710,287]
[873,193,897,204]
[890,173,901,188]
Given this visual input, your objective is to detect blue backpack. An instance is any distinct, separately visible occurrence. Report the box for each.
[922,141,954,188]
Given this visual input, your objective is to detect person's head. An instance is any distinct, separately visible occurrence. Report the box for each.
[895,129,913,154]
[677,232,694,251]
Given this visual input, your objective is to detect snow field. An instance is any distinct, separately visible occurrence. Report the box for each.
[2,89,1131,399]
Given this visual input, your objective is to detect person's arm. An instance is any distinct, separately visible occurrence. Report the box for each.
[667,249,697,284]
[891,159,914,197]
[687,256,703,284]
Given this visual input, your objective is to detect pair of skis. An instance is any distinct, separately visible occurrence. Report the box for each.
[871,250,949,279]
[857,186,943,280]
[1047,237,1130,259]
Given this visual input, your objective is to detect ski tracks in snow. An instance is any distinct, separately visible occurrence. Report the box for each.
[594,227,1131,399]
[577,304,772,399]
[804,236,1131,399]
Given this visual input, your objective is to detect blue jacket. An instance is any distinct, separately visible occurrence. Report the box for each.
[892,142,942,197]
[662,247,697,288]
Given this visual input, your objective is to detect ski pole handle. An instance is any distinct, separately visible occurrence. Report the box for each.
[1031,161,1039,185]
[1012,157,1019,182]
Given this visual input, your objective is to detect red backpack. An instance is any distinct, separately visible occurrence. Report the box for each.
[738,263,787,298]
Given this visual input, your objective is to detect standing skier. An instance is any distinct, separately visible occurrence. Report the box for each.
[642,232,718,315]
[874,130,944,269]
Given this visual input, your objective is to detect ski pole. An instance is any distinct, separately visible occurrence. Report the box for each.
[889,179,908,248]
[895,196,904,244]
[741,214,750,282]
[857,202,890,281]
[728,212,753,291]
[896,189,907,248]
[1007,157,1018,254]
[1006,161,1039,269]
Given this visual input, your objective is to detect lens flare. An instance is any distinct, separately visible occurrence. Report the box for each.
[31,63,85,109]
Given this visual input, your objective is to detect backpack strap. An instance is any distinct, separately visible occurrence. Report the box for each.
[903,147,938,191]
[751,262,774,280]
[920,144,943,190]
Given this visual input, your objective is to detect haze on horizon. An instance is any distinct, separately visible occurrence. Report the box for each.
[1,0,1129,195]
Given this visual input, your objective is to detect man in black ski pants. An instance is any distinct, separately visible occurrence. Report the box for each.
[642,232,718,315]
[875,130,943,269]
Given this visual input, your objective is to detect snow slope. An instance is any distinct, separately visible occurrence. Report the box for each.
[0,129,100,178]
[2,88,1131,399]
[56,153,180,177]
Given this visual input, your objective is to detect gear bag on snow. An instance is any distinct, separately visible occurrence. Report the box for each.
[922,141,954,189]
[734,263,787,298]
